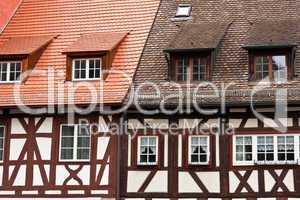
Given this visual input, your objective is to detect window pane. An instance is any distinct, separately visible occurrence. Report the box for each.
[77,137,90,148]
[193,57,206,81]
[0,127,4,138]
[0,150,2,161]
[61,149,73,160]
[255,56,269,80]
[177,57,188,81]
[61,137,74,148]
[77,149,90,160]
[272,55,287,82]
[62,126,74,136]
[0,63,7,81]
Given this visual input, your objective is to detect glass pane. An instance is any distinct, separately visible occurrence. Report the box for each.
[200,155,207,162]
[61,126,74,136]
[245,137,252,144]
[272,55,287,82]
[61,149,73,160]
[287,136,294,143]
[278,136,285,143]
[0,139,3,149]
[266,136,273,143]
[140,155,147,163]
[236,137,243,145]
[236,145,243,152]
[191,137,198,145]
[245,145,252,153]
[258,153,265,161]
[191,154,199,162]
[287,153,294,160]
[61,137,74,148]
[199,137,207,145]
[0,150,2,161]
[192,146,199,154]
[266,153,274,161]
[245,153,252,161]
[236,153,243,161]
[77,137,90,148]
[140,146,147,154]
[78,125,90,136]
[0,127,4,137]
[257,136,265,144]
[148,146,156,154]
[74,60,80,69]
[77,149,90,160]
[149,155,156,163]
[140,137,147,146]
[149,137,156,146]
[278,153,285,161]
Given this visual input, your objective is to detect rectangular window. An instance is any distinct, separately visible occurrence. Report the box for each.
[252,54,288,83]
[257,136,274,162]
[0,62,21,83]
[175,55,209,82]
[233,135,299,165]
[188,136,209,165]
[60,124,91,161]
[73,58,101,80]
[0,126,4,161]
[137,136,158,165]
[235,136,252,163]
[277,136,294,162]
[175,4,192,17]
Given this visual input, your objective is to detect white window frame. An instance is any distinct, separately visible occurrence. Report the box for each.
[233,134,299,166]
[0,61,22,83]
[175,4,192,17]
[59,124,91,162]
[72,58,102,81]
[137,136,158,166]
[188,135,210,165]
[0,126,5,163]
[233,136,254,166]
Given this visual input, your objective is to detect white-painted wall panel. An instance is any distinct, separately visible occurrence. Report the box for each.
[97,137,109,160]
[77,165,90,185]
[9,139,26,160]
[145,171,168,193]
[178,172,201,193]
[36,138,52,160]
[36,117,53,133]
[11,118,26,134]
[127,171,150,193]
[196,172,220,193]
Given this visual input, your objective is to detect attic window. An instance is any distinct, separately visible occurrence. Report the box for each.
[175,5,191,17]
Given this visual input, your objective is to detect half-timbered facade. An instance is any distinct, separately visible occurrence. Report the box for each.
[121,0,300,199]
[0,0,160,199]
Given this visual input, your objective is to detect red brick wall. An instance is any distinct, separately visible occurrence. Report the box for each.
[0,0,21,31]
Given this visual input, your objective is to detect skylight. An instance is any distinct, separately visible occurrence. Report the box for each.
[175,4,192,17]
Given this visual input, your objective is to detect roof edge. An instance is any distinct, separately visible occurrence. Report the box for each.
[0,0,23,34]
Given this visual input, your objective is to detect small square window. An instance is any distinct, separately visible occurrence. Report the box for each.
[175,5,192,17]
[137,136,158,165]
[188,136,209,165]
[72,58,101,80]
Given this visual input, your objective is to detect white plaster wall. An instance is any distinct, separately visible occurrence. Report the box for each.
[245,118,258,128]
[127,171,150,192]
[196,171,220,193]
[33,164,49,186]
[36,138,52,160]
[97,137,110,160]
[11,118,26,134]
[178,172,201,193]
[77,165,90,185]
[10,165,26,186]
[98,116,109,132]
[56,166,69,185]
[145,171,168,193]
[144,119,169,129]
[9,139,26,160]
[36,117,53,133]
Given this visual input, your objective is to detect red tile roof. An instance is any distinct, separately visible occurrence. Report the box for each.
[0,35,55,55]
[0,0,160,107]
[0,0,21,32]
[63,32,128,53]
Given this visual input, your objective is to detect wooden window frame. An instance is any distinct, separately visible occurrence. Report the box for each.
[59,124,92,162]
[72,58,102,81]
[188,135,210,165]
[137,135,159,166]
[171,53,211,82]
[249,49,293,82]
[0,61,22,83]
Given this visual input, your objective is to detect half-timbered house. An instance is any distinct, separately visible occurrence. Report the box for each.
[0,0,159,199]
[121,0,300,200]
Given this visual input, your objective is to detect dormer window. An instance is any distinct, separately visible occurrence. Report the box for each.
[0,61,21,83]
[72,58,101,80]
[63,32,128,81]
[174,54,210,82]
[175,4,192,17]
[247,49,293,83]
